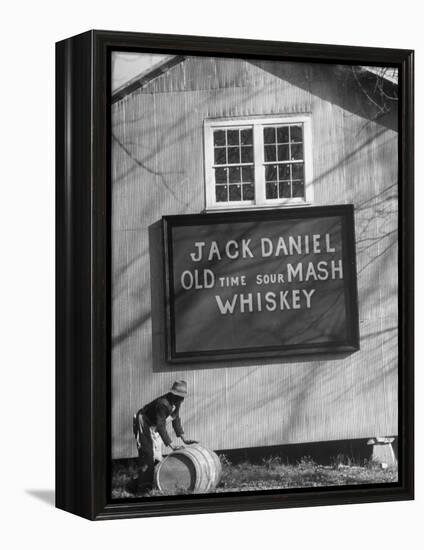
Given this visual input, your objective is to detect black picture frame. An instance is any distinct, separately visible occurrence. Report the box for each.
[56,30,414,520]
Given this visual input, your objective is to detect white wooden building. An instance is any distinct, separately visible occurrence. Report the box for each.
[111,55,398,460]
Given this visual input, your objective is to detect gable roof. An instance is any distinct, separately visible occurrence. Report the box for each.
[112,55,185,103]
[362,66,398,84]
[112,55,398,105]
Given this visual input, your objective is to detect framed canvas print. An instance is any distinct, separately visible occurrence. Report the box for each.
[56,30,414,520]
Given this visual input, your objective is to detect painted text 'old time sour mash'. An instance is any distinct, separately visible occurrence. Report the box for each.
[179,233,343,314]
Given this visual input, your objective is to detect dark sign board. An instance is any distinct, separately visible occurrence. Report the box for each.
[163,205,359,362]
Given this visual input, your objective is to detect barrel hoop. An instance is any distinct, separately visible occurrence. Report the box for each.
[155,445,222,495]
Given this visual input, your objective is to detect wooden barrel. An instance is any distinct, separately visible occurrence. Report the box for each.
[154,444,222,494]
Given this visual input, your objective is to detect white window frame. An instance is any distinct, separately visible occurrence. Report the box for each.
[203,114,313,211]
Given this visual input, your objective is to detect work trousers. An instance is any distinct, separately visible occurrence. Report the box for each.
[134,414,163,492]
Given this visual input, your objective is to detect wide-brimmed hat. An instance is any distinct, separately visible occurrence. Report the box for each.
[170,380,187,397]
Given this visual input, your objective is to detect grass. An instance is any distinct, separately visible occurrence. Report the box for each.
[215,455,397,493]
[111,454,398,499]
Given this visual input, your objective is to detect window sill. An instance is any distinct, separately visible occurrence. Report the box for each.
[203,202,314,213]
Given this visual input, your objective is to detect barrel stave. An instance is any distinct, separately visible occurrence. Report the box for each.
[154,444,222,495]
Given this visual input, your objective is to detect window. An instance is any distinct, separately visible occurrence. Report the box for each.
[204,115,313,209]
[212,127,255,203]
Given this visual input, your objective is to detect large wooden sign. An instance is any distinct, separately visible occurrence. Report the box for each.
[163,205,359,362]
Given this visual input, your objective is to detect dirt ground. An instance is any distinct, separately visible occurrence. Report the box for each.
[112,455,398,499]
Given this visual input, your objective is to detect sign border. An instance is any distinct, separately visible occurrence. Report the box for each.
[163,205,360,363]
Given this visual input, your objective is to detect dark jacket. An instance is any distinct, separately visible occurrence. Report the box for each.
[138,393,184,446]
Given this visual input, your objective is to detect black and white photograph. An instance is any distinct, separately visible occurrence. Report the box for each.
[110,52,401,499]
[1,0,421,545]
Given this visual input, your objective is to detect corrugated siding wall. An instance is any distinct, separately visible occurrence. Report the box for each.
[111,58,398,459]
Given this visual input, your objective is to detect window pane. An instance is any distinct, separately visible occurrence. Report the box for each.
[214,148,227,164]
[215,167,228,184]
[291,144,303,160]
[243,184,255,200]
[279,181,291,198]
[264,127,276,144]
[290,125,303,143]
[292,181,305,198]
[228,147,240,164]
[277,126,289,143]
[229,184,242,201]
[265,164,277,182]
[266,181,278,199]
[278,164,291,180]
[241,128,253,145]
[227,129,240,145]
[277,145,290,161]
[292,163,304,180]
[213,130,226,146]
[216,185,228,202]
[228,166,241,183]
[241,146,253,163]
[241,165,254,182]
[264,145,276,162]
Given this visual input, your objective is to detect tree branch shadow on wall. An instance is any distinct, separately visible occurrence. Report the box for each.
[109,62,399,454]
[248,61,398,132]
[113,137,398,375]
